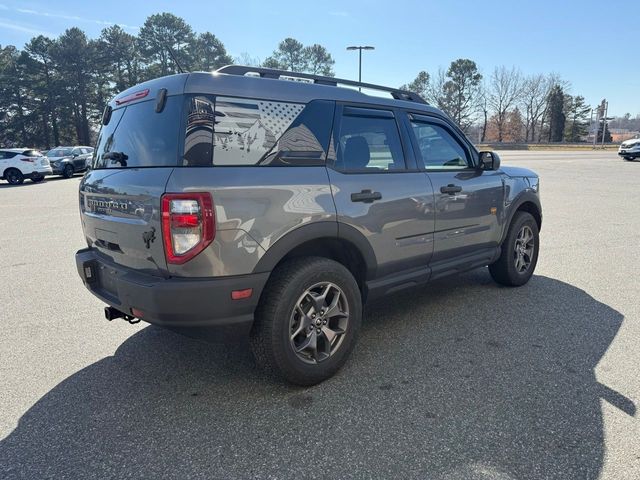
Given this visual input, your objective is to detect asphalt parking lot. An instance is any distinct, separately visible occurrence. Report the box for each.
[1,150,638,479]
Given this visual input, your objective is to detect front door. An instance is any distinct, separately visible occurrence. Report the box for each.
[403,113,504,271]
[326,105,435,281]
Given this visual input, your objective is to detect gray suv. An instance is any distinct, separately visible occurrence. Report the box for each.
[75,66,542,385]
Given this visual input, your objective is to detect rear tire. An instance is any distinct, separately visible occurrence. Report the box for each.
[31,174,44,183]
[250,257,362,386]
[5,168,24,185]
[62,164,74,178]
[489,212,539,286]
[624,156,634,161]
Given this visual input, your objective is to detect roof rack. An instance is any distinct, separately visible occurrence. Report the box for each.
[216,65,428,105]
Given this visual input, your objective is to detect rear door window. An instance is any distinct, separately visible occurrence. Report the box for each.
[334,108,406,172]
[93,96,181,169]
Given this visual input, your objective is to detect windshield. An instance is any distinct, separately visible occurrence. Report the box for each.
[47,148,73,157]
[92,96,181,169]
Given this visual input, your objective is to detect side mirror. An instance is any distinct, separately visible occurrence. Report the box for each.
[479,151,501,171]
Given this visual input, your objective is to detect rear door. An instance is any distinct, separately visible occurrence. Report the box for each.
[403,113,504,269]
[71,148,85,170]
[326,104,435,280]
[80,94,183,277]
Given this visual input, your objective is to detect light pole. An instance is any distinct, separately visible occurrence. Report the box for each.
[346,45,374,91]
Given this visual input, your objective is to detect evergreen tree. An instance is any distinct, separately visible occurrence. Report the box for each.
[262,38,335,76]
[441,59,482,131]
[193,32,233,71]
[138,13,195,76]
[564,95,591,142]
[547,85,566,142]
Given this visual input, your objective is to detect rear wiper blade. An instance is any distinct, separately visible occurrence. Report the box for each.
[103,151,128,166]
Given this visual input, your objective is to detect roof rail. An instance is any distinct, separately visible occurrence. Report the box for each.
[216,65,428,105]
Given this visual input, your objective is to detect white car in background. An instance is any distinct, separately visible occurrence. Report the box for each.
[0,149,52,185]
[618,138,640,161]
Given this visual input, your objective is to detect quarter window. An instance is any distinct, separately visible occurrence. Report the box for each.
[335,110,405,172]
[411,122,470,170]
[183,97,332,166]
[213,97,304,166]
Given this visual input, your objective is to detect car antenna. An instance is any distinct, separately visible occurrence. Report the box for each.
[164,43,187,74]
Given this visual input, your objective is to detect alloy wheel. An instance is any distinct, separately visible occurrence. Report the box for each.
[289,282,349,364]
[513,225,535,273]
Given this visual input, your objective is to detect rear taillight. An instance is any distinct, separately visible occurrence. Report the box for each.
[161,193,215,264]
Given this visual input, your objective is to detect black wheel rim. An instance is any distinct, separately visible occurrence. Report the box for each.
[289,282,349,364]
[514,225,535,273]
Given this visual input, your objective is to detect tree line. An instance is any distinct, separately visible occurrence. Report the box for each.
[1,11,631,149]
[0,12,335,149]
[400,62,612,144]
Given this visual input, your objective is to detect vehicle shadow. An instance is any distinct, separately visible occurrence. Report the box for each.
[0,272,631,479]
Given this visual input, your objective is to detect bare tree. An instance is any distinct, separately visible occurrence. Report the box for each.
[487,66,523,142]
[520,74,548,142]
[477,82,489,142]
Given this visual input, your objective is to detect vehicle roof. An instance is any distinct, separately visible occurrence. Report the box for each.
[0,148,32,153]
[109,68,443,117]
[50,145,93,149]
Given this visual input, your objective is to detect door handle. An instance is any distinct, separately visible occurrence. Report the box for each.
[350,189,382,203]
[440,184,462,195]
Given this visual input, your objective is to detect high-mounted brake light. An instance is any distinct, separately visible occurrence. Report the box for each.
[115,88,150,106]
[161,193,215,264]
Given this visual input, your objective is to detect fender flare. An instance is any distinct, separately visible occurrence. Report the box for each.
[252,221,377,279]
[501,191,542,243]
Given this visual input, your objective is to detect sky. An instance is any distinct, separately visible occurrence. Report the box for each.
[0,0,638,117]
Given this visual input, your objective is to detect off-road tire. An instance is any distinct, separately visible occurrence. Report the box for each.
[489,211,539,286]
[250,257,362,386]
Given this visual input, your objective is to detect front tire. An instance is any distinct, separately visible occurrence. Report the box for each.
[62,164,74,178]
[250,257,362,386]
[5,168,24,185]
[489,212,539,286]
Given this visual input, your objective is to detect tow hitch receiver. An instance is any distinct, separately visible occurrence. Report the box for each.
[104,306,141,324]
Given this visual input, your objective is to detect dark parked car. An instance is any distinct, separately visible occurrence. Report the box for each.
[47,146,94,178]
[75,66,542,385]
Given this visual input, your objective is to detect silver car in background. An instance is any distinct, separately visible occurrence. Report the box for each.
[618,138,640,161]
[47,146,94,178]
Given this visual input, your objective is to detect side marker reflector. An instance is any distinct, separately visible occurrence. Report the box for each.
[231,288,253,300]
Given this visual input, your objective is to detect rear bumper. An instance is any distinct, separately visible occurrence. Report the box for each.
[32,166,52,176]
[75,248,269,339]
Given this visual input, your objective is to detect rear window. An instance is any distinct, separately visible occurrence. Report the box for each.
[93,96,181,169]
[22,150,42,157]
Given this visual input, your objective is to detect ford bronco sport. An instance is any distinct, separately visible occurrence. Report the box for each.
[75,66,542,385]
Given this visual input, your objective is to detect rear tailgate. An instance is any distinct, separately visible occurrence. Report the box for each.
[79,76,188,277]
[80,168,173,276]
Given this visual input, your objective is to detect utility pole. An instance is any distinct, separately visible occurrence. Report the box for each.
[589,108,595,147]
[346,45,375,91]
[601,100,609,148]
